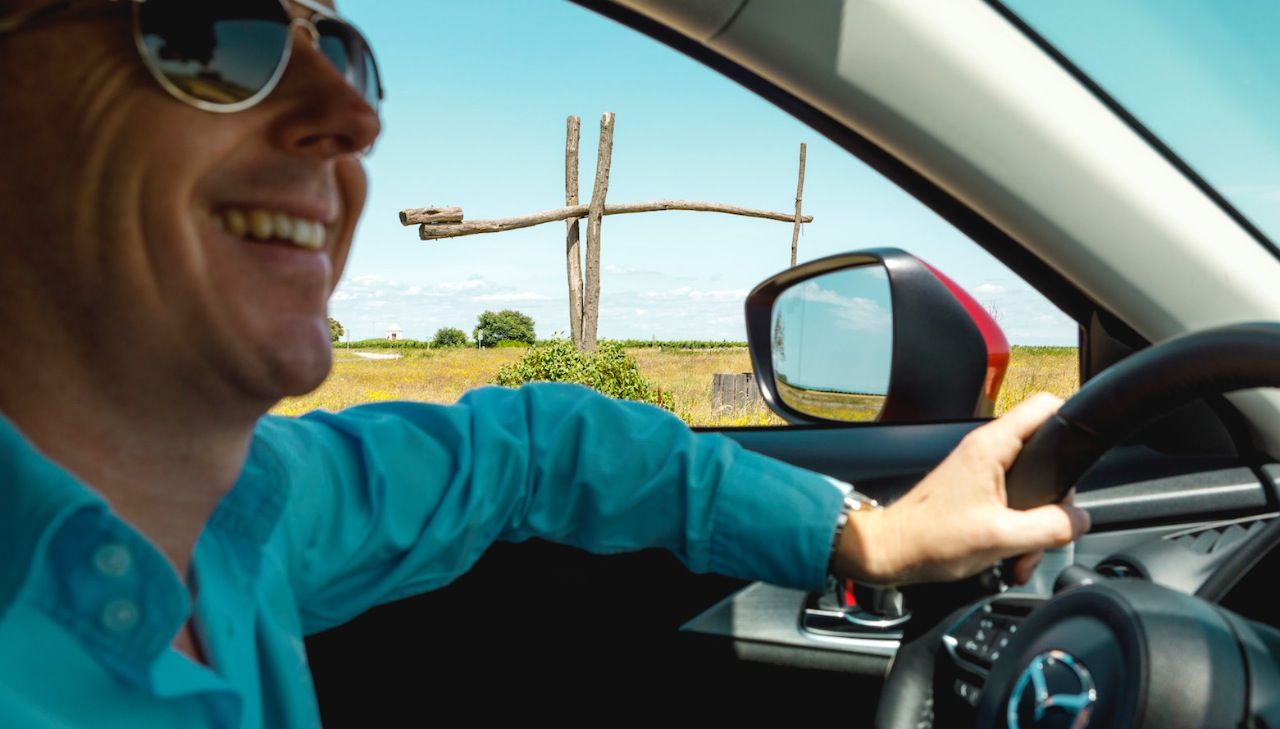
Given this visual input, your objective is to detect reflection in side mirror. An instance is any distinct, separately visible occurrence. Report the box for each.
[770,264,893,422]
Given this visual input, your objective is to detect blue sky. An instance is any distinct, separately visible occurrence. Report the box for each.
[1007,0,1280,243]
[328,0,1079,345]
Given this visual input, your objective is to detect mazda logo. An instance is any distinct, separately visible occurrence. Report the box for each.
[1007,650,1097,729]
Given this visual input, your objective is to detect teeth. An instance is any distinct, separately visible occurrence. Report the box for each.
[248,209,273,240]
[273,212,294,240]
[214,207,326,250]
[225,209,247,237]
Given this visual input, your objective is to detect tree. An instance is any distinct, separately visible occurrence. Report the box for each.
[328,317,344,343]
[432,326,468,348]
[474,309,535,347]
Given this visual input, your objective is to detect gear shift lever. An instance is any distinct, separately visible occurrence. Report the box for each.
[852,582,907,619]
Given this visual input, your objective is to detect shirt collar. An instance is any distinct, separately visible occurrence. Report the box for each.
[0,413,290,615]
[0,411,105,615]
[206,429,289,545]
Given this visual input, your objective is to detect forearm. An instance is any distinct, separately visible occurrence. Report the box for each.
[276,382,848,630]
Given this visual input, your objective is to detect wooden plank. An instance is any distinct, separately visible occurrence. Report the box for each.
[711,373,764,415]
[582,112,614,353]
[790,142,807,267]
[399,206,463,225]
[565,115,584,349]
[418,200,814,239]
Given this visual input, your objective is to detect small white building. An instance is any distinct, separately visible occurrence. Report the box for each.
[385,326,404,342]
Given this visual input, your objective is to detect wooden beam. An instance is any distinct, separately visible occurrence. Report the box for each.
[399,206,463,225]
[790,142,807,268]
[418,200,813,240]
[582,112,614,353]
[564,116,584,349]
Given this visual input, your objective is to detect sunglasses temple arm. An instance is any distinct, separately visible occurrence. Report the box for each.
[0,0,141,35]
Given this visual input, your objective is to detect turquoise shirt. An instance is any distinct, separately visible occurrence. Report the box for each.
[0,383,845,728]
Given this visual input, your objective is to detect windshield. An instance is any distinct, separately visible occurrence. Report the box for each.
[999,1,1280,249]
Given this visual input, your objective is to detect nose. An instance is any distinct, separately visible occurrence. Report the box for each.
[266,23,382,158]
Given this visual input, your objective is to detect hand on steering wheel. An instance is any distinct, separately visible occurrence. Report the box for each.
[833,393,1092,587]
[873,322,1280,729]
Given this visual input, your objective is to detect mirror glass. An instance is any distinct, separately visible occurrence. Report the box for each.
[770,264,893,422]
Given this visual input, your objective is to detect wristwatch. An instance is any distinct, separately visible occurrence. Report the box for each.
[829,487,882,575]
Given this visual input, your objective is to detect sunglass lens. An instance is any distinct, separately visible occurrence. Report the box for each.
[315,18,383,112]
[137,0,292,108]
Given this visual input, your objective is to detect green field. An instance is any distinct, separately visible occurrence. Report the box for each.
[274,345,1079,426]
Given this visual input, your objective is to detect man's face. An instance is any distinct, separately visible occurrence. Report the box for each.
[0,0,380,412]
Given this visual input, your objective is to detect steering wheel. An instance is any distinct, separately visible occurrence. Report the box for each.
[875,322,1280,729]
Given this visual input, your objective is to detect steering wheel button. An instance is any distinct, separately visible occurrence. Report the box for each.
[953,680,981,707]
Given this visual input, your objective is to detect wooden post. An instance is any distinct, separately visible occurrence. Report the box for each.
[582,112,614,353]
[711,373,764,416]
[790,142,807,268]
[564,116,585,349]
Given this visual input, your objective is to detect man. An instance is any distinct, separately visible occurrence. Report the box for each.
[0,0,1089,726]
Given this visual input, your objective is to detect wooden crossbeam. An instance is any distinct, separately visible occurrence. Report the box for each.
[411,200,813,240]
[399,206,463,225]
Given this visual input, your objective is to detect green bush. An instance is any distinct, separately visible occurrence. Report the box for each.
[494,339,530,349]
[493,340,669,409]
[474,309,536,347]
[432,327,468,348]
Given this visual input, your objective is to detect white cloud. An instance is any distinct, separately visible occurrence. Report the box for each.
[786,281,891,333]
[350,273,385,286]
[640,287,747,302]
[471,291,550,302]
[605,264,661,275]
[439,278,487,292]
[974,283,1006,294]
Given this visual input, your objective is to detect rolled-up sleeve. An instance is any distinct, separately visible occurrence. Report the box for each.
[260,383,845,633]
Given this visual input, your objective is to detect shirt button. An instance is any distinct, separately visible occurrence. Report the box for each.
[101,598,141,633]
[92,543,133,577]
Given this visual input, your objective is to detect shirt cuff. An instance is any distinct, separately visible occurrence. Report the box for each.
[706,449,848,591]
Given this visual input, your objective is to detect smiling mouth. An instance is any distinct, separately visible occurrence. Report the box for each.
[213,208,328,251]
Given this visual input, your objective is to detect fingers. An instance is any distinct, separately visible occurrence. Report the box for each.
[999,503,1091,555]
[1009,551,1044,585]
[959,392,1064,471]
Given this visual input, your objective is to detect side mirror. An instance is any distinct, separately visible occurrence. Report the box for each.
[745,248,1009,424]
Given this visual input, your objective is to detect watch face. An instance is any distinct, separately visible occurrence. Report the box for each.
[845,491,881,511]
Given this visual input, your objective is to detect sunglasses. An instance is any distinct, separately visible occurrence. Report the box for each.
[0,0,383,115]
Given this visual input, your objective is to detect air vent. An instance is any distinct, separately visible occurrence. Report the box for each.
[1168,519,1267,555]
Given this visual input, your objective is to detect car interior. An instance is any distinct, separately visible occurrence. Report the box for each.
[305,1,1280,727]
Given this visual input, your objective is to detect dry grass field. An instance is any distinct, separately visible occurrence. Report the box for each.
[993,346,1079,416]
[273,345,1078,426]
